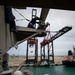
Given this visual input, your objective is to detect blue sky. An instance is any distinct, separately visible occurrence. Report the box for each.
[8,7,75,56]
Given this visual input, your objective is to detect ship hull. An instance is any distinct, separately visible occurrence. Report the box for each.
[62,60,75,67]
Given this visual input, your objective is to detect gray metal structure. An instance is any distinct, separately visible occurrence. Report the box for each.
[0,0,73,70]
[0,0,75,11]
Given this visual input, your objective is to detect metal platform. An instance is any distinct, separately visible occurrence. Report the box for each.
[15,26,46,41]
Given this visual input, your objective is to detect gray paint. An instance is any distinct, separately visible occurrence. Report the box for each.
[0,6,6,56]
[0,6,16,58]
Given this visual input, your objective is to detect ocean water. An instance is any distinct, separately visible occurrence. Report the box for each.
[19,65,75,75]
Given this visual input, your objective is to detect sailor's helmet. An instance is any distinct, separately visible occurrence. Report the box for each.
[14,71,23,75]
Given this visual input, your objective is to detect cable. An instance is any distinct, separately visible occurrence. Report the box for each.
[13,8,30,22]
[15,19,26,21]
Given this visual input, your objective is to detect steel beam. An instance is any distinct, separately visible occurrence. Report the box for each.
[40,8,49,22]
[0,0,75,11]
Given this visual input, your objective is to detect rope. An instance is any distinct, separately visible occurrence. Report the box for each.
[15,19,26,21]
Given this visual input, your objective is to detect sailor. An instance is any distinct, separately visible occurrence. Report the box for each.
[27,16,41,29]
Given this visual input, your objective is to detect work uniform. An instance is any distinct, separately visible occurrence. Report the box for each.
[27,17,41,29]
